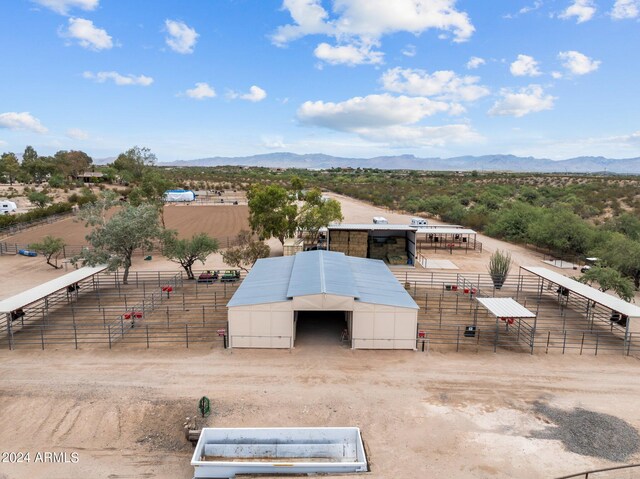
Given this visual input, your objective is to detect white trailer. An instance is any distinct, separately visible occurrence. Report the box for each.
[163,190,196,202]
[372,216,388,224]
[0,201,17,215]
[410,217,428,227]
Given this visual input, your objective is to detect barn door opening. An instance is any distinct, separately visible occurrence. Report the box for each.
[294,310,349,348]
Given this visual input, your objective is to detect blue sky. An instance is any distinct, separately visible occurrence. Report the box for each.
[0,0,639,162]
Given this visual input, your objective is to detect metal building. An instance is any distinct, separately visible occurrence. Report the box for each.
[227,250,419,350]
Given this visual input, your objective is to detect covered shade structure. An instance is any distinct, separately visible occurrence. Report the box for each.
[521,266,640,351]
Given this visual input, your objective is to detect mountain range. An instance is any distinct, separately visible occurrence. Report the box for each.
[157,153,640,174]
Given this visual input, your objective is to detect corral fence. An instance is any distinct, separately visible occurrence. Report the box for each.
[416,238,483,254]
[0,235,242,256]
[0,211,76,239]
[0,270,244,350]
[393,269,638,356]
[555,463,640,478]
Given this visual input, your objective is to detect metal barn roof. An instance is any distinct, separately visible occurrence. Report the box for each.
[522,266,640,318]
[327,224,417,232]
[417,227,476,235]
[0,265,107,313]
[476,297,536,319]
[227,250,418,310]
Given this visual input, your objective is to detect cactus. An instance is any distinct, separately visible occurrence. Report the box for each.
[488,250,512,290]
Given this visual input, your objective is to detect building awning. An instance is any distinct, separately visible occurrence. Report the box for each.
[476,297,536,319]
[328,224,417,232]
[0,265,107,313]
[521,266,640,318]
[417,227,476,235]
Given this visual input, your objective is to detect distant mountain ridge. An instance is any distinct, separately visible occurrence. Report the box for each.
[160,153,640,174]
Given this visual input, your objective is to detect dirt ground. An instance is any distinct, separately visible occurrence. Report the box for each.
[2,192,640,478]
[1,347,639,479]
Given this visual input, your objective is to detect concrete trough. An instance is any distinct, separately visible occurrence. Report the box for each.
[191,427,368,478]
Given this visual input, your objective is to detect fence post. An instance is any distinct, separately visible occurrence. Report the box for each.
[494,322,499,353]
[146,325,149,349]
[595,333,599,356]
[214,292,217,311]
[202,305,205,326]
[108,325,112,349]
[166,306,169,327]
[41,327,45,350]
[185,324,189,348]
[580,332,585,355]
[545,331,550,354]
[456,325,460,352]
[627,333,632,356]
[563,330,567,354]
[74,324,78,349]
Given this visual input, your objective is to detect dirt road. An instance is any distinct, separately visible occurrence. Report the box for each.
[0,347,638,478]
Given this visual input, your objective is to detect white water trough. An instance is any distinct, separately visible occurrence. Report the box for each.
[191,427,368,478]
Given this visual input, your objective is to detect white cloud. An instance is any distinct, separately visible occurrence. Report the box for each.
[83,71,154,86]
[559,0,596,23]
[31,0,98,15]
[165,20,198,54]
[611,0,640,19]
[0,112,48,134]
[184,82,216,100]
[504,1,544,18]
[551,71,563,79]
[353,124,482,146]
[510,54,542,77]
[466,56,485,69]
[489,85,555,117]
[0,140,7,147]
[558,50,600,75]
[60,17,113,50]
[272,0,474,65]
[66,128,89,140]
[381,67,490,103]
[228,85,267,102]
[298,94,450,130]
[401,44,416,57]
[314,41,383,66]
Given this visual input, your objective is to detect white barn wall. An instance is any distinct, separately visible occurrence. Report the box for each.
[228,301,293,349]
[352,303,417,350]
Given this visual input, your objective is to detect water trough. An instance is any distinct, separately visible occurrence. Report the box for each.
[191,427,368,478]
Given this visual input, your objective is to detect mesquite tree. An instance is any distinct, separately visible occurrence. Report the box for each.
[29,235,66,269]
[163,232,219,280]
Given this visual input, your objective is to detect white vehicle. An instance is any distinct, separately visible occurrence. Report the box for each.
[372,216,388,224]
[410,217,428,227]
[163,190,196,202]
[0,200,17,215]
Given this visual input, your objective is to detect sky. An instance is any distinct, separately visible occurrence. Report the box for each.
[0,0,639,163]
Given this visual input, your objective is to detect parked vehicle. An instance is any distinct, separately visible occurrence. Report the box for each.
[581,257,599,273]
[220,270,240,282]
[198,270,219,283]
[0,200,17,215]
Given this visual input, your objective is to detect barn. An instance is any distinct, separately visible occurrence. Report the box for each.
[227,250,419,350]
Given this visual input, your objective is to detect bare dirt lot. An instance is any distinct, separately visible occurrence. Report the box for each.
[2,205,249,246]
[1,347,639,479]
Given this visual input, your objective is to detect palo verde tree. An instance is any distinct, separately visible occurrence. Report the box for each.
[29,235,66,269]
[162,232,219,280]
[595,233,640,289]
[27,191,52,208]
[222,230,270,272]
[297,188,343,244]
[578,266,635,302]
[247,184,297,246]
[75,202,164,284]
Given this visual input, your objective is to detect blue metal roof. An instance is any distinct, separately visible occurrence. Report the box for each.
[227,250,418,310]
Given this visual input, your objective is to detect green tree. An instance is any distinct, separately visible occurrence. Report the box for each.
[297,188,343,244]
[222,230,270,272]
[485,203,543,243]
[604,213,640,241]
[247,184,297,246]
[595,233,640,289]
[21,146,55,183]
[0,152,20,184]
[27,191,51,208]
[128,170,175,227]
[75,203,164,283]
[527,208,594,256]
[162,232,219,280]
[113,146,156,183]
[53,150,93,178]
[579,266,635,302]
[29,235,66,269]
